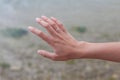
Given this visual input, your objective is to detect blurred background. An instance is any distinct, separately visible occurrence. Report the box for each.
[0,0,120,80]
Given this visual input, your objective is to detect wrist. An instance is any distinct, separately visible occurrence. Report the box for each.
[75,41,92,59]
[81,42,97,59]
[76,41,98,59]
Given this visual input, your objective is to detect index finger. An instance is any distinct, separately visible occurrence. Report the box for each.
[28,26,53,45]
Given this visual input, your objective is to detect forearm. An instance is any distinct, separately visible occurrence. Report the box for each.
[83,42,120,62]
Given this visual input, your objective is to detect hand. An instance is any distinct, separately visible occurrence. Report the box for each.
[28,16,88,61]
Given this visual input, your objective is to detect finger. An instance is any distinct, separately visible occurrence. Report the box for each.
[50,17,67,33]
[36,18,58,37]
[41,16,62,33]
[36,18,64,40]
[38,50,58,61]
[28,26,53,45]
[38,50,70,61]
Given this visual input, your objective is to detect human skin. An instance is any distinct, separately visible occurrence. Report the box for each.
[28,16,120,62]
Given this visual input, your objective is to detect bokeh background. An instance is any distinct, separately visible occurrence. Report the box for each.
[0,0,120,80]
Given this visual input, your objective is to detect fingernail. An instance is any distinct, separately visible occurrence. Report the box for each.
[37,50,46,57]
[28,26,34,30]
[36,17,41,22]
[37,50,43,54]
[50,17,56,20]
[50,17,54,18]
[41,16,48,20]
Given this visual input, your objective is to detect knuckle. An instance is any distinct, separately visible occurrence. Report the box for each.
[37,31,42,35]
[51,55,60,61]
[44,24,49,28]
[56,29,63,34]
[56,28,62,32]
[51,22,56,26]
[59,23,63,27]
[51,56,57,61]
[52,39,59,43]
[57,22,63,26]
[49,37,55,42]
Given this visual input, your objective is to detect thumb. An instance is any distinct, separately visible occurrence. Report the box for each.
[37,50,57,60]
